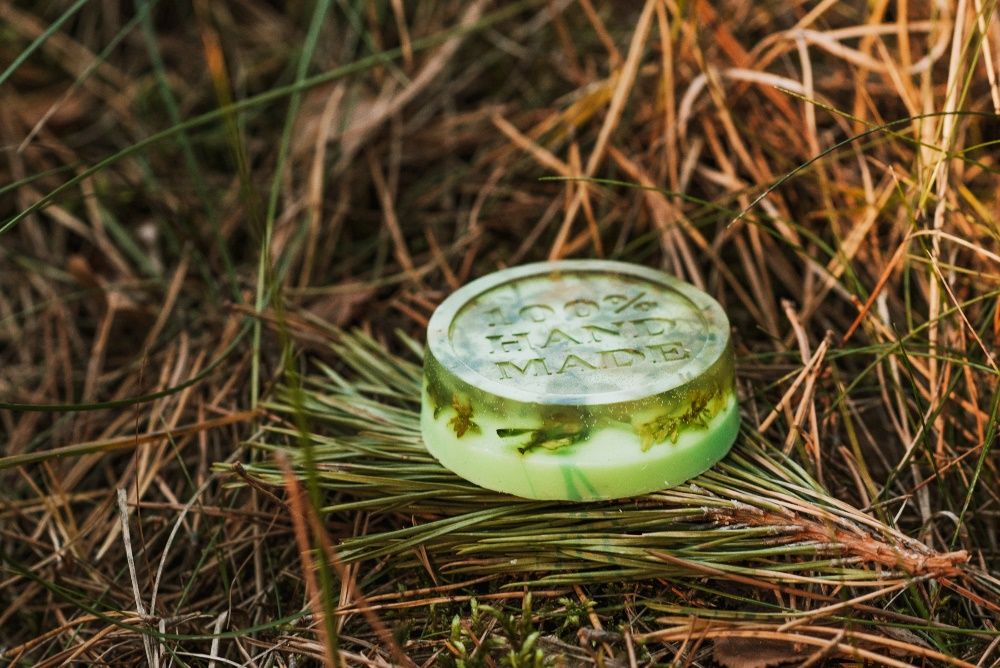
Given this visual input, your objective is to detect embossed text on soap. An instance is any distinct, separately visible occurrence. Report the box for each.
[476,290,703,383]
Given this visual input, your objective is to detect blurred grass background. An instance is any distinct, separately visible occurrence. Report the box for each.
[1,0,999,665]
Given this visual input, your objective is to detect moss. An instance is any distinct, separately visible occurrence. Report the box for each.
[425,372,452,419]
[447,395,480,438]
[634,385,728,452]
[497,423,591,455]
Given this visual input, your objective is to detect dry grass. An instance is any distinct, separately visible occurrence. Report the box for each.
[1,0,999,665]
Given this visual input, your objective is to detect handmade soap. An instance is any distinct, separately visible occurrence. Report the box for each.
[421,260,738,501]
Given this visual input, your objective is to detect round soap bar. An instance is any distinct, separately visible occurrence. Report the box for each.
[421,260,738,501]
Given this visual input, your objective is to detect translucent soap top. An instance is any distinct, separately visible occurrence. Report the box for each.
[426,260,730,406]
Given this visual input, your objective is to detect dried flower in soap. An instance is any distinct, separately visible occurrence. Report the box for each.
[425,374,452,419]
[635,386,723,451]
[448,395,480,438]
[498,423,590,454]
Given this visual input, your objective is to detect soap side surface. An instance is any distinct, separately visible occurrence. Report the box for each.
[421,377,739,501]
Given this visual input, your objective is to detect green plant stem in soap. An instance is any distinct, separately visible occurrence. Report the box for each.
[421,260,739,501]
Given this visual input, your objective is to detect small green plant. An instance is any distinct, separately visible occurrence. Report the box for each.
[442,596,546,668]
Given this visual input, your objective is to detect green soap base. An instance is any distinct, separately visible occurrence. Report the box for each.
[420,393,740,501]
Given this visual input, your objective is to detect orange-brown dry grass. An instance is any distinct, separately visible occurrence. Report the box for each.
[1,0,999,665]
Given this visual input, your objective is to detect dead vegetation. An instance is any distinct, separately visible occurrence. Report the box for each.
[2,0,999,665]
